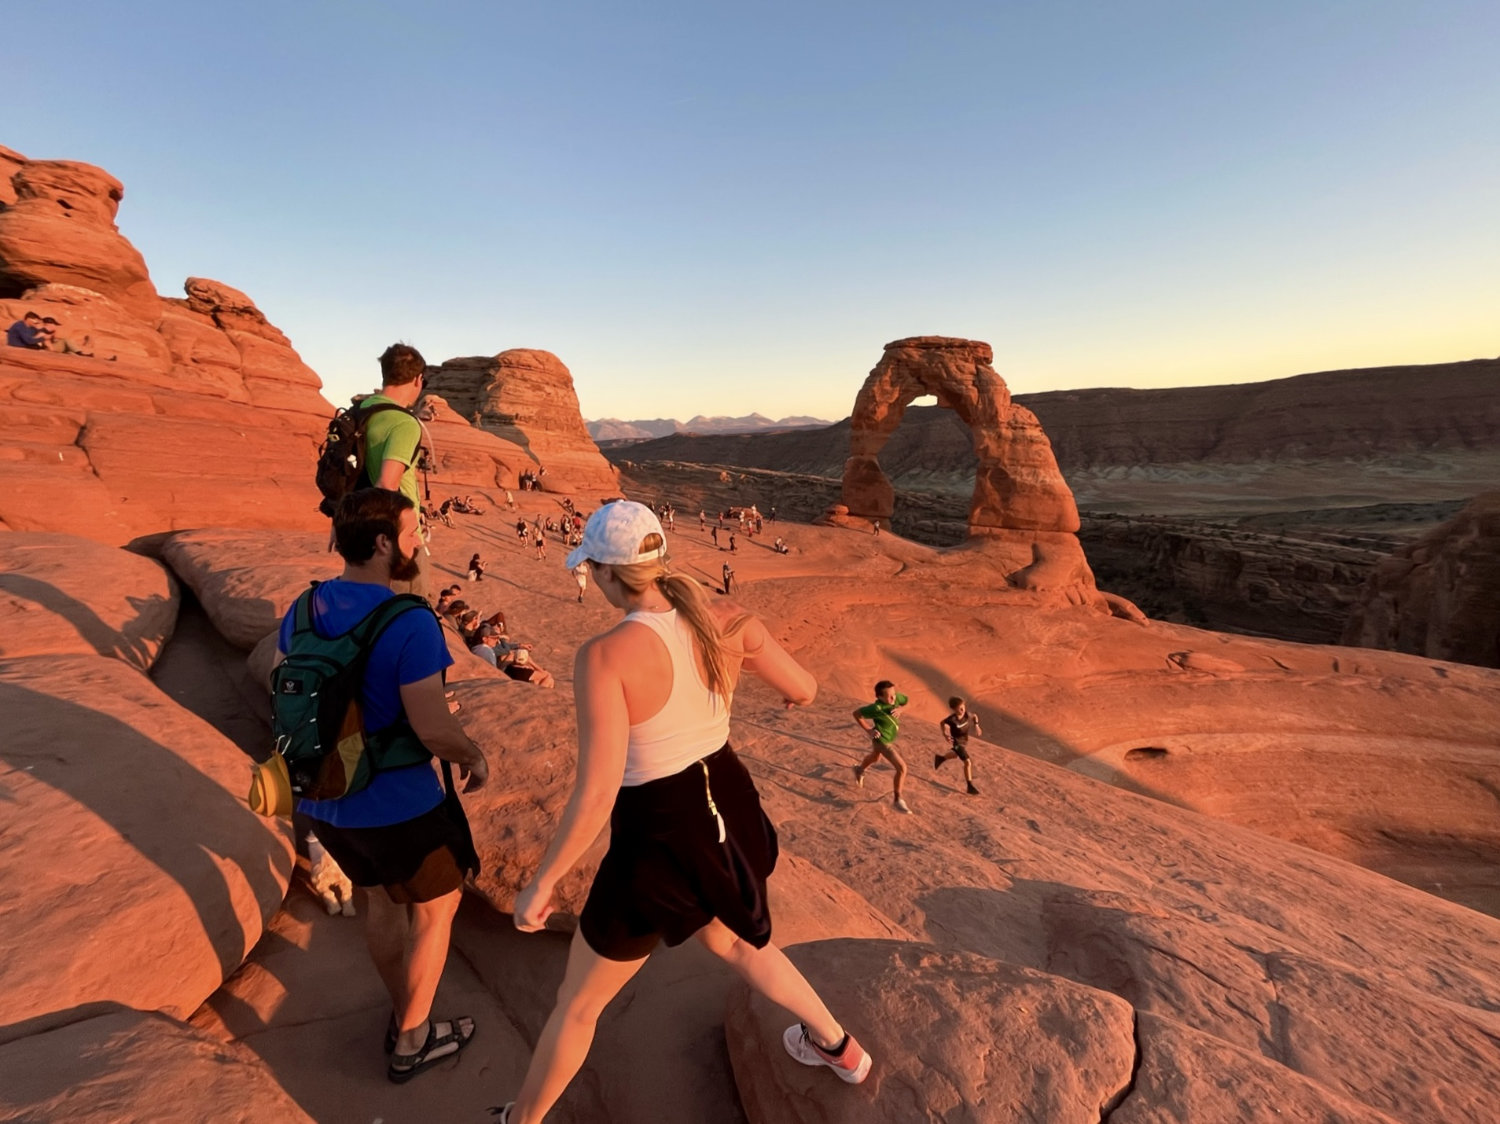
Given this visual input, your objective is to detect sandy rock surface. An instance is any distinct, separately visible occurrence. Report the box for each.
[0,653,293,1043]
[0,532,178,670]
[0,1009,314,1124]
[727,939,1137,1124]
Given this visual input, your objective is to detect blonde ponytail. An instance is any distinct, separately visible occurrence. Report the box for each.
[608,542,746,698]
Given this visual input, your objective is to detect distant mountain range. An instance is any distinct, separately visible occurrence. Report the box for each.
[588,413,833,443]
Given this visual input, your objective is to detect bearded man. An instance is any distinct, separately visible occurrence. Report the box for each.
[274,487,490,1083]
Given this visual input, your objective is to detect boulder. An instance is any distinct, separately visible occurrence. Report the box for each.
[0,653,293,1043]
[1343,491,1500,668]
[726,939,1137,1123]
[423,348,619,494]
[0,532,178,671]
[161,529,340,649]
[0,1009,313,1124]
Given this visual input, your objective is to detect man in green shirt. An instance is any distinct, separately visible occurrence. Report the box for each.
[362,344,431,598]
[852,680,911,814]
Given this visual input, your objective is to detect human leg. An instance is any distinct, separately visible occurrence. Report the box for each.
[506,929,648,1124]
[393,885,463,1049]
[695,920,841,1046]
[364,886,412,1019]
[853,747,882,786]
[883,746,908,801]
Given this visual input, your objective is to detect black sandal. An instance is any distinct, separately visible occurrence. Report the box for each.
[387,1016,476,1084]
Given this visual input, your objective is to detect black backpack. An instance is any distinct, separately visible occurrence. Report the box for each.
[270,584,434,800]
[314,398,410,517]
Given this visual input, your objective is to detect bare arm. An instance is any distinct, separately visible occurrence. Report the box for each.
[737,615,816,707]
[513,636,628,930]
[376,457,407,491]
[400,672,488,791]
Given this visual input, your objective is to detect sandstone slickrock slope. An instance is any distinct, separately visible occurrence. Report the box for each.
[1343,490,1500,668]
[423,348,619,495]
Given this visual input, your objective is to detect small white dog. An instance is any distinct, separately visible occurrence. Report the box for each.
[305,832,357,916]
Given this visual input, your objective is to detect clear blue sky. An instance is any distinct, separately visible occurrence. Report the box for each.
[11,1,1498,420]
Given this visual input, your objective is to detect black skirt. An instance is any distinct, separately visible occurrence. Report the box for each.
[579,744,778,962]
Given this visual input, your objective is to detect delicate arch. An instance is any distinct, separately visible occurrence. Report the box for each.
[841,337,1080,537]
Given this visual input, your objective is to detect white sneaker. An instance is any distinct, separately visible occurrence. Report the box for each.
[782,1024,873,1084]
[894,798,911,814]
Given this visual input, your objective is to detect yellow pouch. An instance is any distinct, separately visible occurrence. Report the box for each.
[247,753,294,818]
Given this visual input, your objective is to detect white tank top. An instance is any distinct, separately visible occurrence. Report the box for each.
[621,608,732,786]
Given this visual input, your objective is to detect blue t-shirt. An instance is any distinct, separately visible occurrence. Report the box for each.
[277,579,452,828]
[7,321,42,348]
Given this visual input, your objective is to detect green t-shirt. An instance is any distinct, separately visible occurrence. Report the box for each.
[360,395,422,510]
[857,693,909,744]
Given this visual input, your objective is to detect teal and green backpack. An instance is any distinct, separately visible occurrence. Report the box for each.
[270,584,434,801]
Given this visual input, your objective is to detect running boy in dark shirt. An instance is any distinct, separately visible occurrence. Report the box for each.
[852,680,911,814]
[936,696,982,796]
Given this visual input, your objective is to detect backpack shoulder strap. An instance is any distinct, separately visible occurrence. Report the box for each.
[290,583,322,637]
[346,592,434,651]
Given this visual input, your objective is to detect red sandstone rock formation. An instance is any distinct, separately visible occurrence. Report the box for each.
[422,348,619,494]
[842,336,1103,604]
[845,337,1079,535]
[0,149,331,543]
[1343,491,1500,668]
[0,533,292,1048]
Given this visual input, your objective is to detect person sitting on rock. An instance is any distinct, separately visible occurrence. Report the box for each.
[39,316,95,356]
[274,488,488,1084]
[463,493,485,515]
[497,639,555,688]
[774,537,788,555]
[467,553,486,582]
[437,498,454,527]
[936,696,983,796]
[852,680,911,814]
[494,502,870,1123]
[469,623,505,668]
[435,586,463,616]
[5,311,45,349]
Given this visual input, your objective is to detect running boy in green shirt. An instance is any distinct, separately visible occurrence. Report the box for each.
[852,680,911,814]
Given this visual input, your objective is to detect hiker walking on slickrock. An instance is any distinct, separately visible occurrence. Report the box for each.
[852,680,911,813]
[492,502,872,1123]
[272,489,489,1084]
[936,696,982,796]
[359,344,434,599]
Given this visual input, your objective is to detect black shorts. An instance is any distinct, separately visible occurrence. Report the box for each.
[580,744,778,962]
[504,664,536,682]
[949,740,971,762]
[308,797,477,904]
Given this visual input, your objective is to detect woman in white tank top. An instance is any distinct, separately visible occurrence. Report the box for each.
[494,502,872,1123]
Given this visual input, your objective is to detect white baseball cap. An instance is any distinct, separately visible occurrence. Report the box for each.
[565,501,667,570]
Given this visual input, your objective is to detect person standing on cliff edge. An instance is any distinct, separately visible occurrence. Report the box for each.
[852,680,911,813]
[276,489,489,1083]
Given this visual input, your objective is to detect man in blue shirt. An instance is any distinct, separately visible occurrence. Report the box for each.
[276,488,489,1083]
[6,311,45,349]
